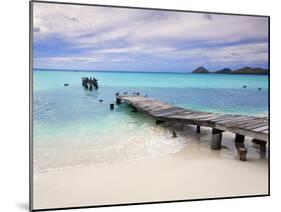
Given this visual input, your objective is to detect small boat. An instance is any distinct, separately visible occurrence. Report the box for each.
[81,76,99,90]
[64,83,69,86]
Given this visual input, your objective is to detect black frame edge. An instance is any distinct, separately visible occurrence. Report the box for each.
[29,1,34,211]
[32,194,270,212]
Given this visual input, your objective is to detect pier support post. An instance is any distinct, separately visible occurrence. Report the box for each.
[196,126,200,133]
[211,129,223,150]
[235,134,247,161]
[252,139,267,158]
[116,98,121,105]
[172,130,177,138]
[110,104,114,110]
[131,106,137,112]
[156,120,166,125]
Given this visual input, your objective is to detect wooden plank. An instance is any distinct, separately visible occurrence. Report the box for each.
[233,119,266,129]
[139,103,172,109]
[166,110,190,118]
[138,104,175,114]
[199,114,225,121]
[169,111,195,117]
[155,108,187,117]
[209,115,234,121]
[216,116,250,124]
[215,116,249,124]
[236,118,266,127]
[252,125,268,132]
[209,115,236,123]
[227,117,258,127]
[183,114,214,120]
[243,122,268,130]
[186,114,215,120]
[152,107,182,116]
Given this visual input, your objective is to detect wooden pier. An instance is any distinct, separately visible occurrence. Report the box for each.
[116,95,269,161]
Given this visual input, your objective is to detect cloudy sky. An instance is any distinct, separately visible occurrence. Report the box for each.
[33,2,269,72]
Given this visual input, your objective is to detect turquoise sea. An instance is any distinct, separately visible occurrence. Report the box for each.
[33,70,268,173]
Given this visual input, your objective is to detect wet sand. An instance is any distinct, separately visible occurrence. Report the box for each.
[33,127,268,210]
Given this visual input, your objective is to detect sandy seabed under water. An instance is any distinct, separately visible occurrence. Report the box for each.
[33,124,268,210]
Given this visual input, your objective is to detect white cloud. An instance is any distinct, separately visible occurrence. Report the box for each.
[34,3,267,43]
[33,2,268,70]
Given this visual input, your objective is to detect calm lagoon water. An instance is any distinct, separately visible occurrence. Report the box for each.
[33,70,268,173]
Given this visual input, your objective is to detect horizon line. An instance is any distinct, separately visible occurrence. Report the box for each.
[34,66,268,74]
[34,68,193,74]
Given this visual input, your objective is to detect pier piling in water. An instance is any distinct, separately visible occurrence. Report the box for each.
[235,134,247,161]
[172,130,177,138]
[211,129,223,150]
[131,106,138,112]
[116,98,121,105]
[252,138,267,158]
[156,120,166,125]
[110,104,114,110]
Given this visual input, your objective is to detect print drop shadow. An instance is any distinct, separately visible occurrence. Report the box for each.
[16,202,29,211]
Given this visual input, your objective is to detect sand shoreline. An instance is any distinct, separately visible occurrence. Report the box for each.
[33,129,268,210]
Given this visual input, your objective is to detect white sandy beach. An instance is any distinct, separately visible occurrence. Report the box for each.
[33,127,268,210]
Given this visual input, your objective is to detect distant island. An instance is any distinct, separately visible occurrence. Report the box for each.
[192,66,269,75]
[192,66,209,73]
[215,68,232,74]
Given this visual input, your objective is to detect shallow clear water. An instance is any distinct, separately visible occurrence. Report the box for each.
[33,70,268,173]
